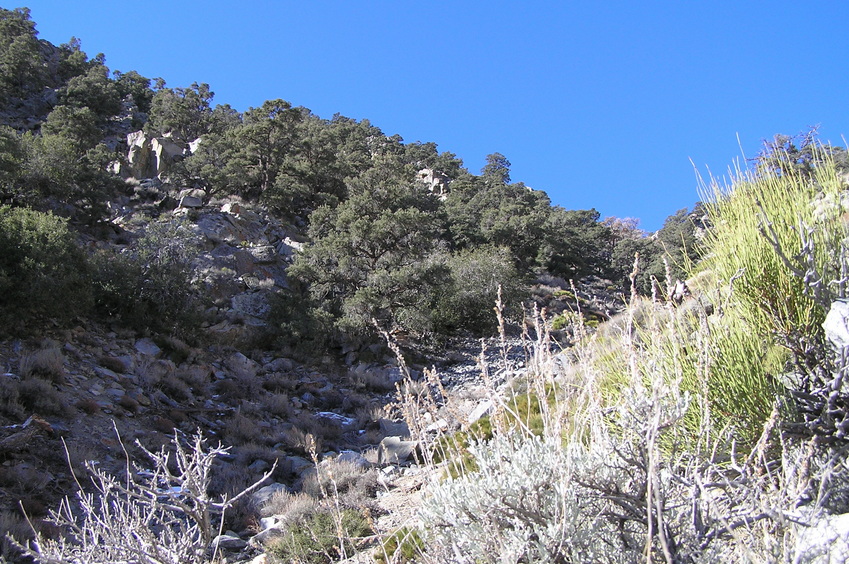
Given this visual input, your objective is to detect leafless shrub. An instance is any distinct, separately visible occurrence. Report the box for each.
[222,413,263,446]
[262,373,295,394]
[158,376,193,403]
[20,429,274,564]
[0,509,32,562]
[175,368,210,395]
[301,458,376,506]
[117,395,140,413]
[0,380,24,419]
[278,424,319,455]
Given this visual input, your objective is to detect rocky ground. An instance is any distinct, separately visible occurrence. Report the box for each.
[0,314,551,562]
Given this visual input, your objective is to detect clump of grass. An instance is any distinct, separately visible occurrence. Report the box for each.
[19,347,65,383]
[98,355,127,374]
[0,382,24,419]
[75,398,100,415]
[17,378,73,418]
[375,527,425,564]
[263,392,293,419]
[259,491,318,520]
[301,458,377,506]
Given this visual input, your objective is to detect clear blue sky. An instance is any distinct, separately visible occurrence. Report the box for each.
[16,1,849,231]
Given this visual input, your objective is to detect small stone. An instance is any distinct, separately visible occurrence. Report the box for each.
[134,338,161,357]
[248,459,270,473]
[337,450,370,469]
[211,533,247,551]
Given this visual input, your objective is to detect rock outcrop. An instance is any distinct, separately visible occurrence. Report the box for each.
[122,130,197,179]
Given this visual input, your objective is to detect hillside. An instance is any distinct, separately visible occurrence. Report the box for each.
[3,6,849,564]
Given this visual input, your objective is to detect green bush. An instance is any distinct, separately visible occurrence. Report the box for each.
[0,206,90,332]
[375,527,425,564]
[433,246,524,335]
[266,508,373,564]
[699,147,845,373]
[91,219,202,334]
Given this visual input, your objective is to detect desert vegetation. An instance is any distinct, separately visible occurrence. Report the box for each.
[2,6,849,564]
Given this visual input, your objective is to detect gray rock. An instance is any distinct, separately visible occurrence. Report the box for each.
[150,137,183,177]
[178,195,203,208]
[287,455,313,475]
[251,482,292,507]
[824,300,849,351]
[211,532,247,551]
[265,357,294,373]
[259,516,284,531]
[225,352,259,379]
[378,436,419,465]
[188,137,202,154]
[337,450,371,469]
[467,399,494,424]
[794,511,849,563]
[134,338,161,357]
[378,418,410,439]
[250,528,283,547]
[249,245,276,263]
[231,292,271,319]
[248,459,270,473]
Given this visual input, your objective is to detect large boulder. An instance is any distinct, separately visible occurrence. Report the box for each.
[123,131,191,179]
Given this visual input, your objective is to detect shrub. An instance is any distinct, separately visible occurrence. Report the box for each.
[22,432,274,564]
[0,206,91,332]
[266,508,373,564]
[375,527,425,564]
[698,146,845,375]
[17,378,73,418]
[19,346,65,383]
[301,458,377,506]
[433,246,524,335]
[90,218,202,335]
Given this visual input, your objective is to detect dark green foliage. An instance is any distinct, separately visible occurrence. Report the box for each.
[0,8,46,105]
[0,126,23,200]
[445,162,609,278]
[608,207,701,293]
[290,160,448,335]
[90,219,203,335]
[0,206,91,332]
[754,129,849,179]
[113,69,156,115]
[376,527,425,564]
[56,37,94,83]
[146,82,214,141]
[15,132,117,221]
[538,207,611,278]
[59,63,122,122]
[481,151,511,185]
[41,105,101,150]
[434,246,523,334]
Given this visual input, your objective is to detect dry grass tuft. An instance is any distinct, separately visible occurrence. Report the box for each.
[19,347,65,383]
